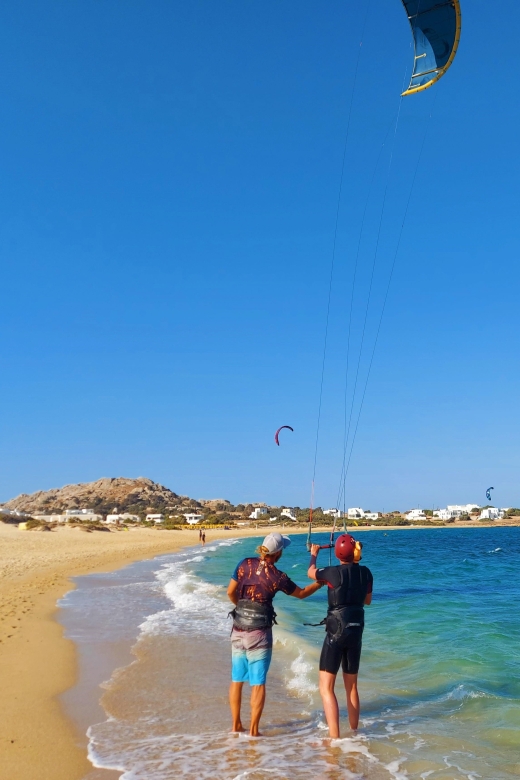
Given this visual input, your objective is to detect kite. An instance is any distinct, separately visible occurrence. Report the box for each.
[486,487,494,502]
[274,425,294,446]
[400,0,462,96]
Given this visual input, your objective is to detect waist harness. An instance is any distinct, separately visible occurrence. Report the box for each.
[305,564,369,640]
[230,599,277,631]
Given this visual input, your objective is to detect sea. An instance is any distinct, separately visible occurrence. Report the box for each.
[58,527,520,780]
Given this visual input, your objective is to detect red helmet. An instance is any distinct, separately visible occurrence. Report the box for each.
[335,533,361,563]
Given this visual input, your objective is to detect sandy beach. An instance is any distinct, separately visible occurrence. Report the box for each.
[1,519,518,780]
[0,523,269,780]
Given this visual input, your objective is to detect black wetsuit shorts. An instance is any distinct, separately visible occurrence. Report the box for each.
[319,626,363,675]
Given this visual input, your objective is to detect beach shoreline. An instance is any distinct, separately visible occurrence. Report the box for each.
[1,519,518,780]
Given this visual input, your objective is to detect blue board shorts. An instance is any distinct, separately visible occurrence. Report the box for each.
[231,627,273,686]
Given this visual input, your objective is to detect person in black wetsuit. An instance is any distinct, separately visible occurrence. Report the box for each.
[307,534,373,736]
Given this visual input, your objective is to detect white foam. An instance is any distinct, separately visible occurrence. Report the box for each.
[285,652,317,699]
[140,558,230,637]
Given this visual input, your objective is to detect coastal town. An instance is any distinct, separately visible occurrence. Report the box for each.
[1,477,517,529]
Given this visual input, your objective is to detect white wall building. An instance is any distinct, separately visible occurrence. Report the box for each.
[105,513,140,524]
[447,504,480,516]
[146,513,165,524]
[347,508,365,519]
[281,508,297,521]
[249,507,268,520]
[183,513,204,525]
[323,508,342,519]
[32,513,67,523]
[405,509,427,522]
[433,509,453,521]
[364,513,379,521]
[479,507,505,520]
[64,509,103,522]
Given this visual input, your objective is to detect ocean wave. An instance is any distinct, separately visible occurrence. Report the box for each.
[140,559,230,637]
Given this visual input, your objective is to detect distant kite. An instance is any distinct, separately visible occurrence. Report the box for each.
[274,425,294,446]
[486,487,494,502]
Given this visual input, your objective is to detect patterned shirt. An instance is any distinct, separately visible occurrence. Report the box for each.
[231,557,297,605]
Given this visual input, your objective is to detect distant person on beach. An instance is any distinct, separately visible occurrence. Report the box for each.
[201,531,206,546]
[227,532,323,737]
[199,529,202,541]
[307,534,373,736]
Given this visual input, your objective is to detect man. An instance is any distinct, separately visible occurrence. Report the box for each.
[227,531,322,736]
[308,534,373,736]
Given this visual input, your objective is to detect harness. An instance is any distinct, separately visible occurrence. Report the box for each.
[229,599,277,631]
[306,564,369,641]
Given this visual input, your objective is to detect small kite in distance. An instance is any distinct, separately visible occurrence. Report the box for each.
[486,486,494,502]
[274,425,294,446]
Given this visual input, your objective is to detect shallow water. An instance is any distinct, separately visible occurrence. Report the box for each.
[59,528,520,779]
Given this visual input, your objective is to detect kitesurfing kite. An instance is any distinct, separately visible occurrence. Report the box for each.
[486,486,494,502]
[400,0,462,96]
[274,425,294,446]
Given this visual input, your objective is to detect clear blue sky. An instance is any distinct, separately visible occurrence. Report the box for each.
[1,1,519,510]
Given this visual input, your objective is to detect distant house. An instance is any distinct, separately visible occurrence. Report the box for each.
[347,508,365,520]
[184,513,204,525]
[433,509,453,520]
[281,508,297,521]
[105,513,140,524]
[405,509,427,522]
[324,508,342,519]
[32,513,67,523]
[249,507,268,520]
[64,509,103,522]
[447,504,480,516]
[478,507,505,520]
[146,513,165,524]
[364,512,379,521]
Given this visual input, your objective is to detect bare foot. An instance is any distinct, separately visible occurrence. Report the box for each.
[231,725,246,733]
[249,732,264,737]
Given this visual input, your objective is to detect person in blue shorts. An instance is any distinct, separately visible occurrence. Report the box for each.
[227,532,322,736]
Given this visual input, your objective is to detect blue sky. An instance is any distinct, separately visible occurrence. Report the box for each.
[1,0,519,510]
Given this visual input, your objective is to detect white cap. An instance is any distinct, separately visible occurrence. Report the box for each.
[262,532,291,555]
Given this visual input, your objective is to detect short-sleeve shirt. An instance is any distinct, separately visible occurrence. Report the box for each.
[316,564,373,595]
[231,557,297,606]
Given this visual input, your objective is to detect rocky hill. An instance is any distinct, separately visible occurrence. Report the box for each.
[1,477,203,516]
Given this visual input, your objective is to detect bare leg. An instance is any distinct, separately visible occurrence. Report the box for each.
[342,673,360,730]
[249,684,266,736]
[319,671,340,738]
[229,682,245,732]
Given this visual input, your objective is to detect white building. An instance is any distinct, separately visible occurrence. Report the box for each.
[364,512,379,521]
[183,513,204,525]
[32,513,67,523]
[347,508,365,520]
[0,508,29,519]
[405,509,427,522]
[249,507,268,520]
[323,508,342,519]
[146,513,165,524]
[479,507,505,520]
[447,504,480,516]
[105,513,140,524]
[64,509,103,522]
[433,509,453,521]
[281,508,297,521]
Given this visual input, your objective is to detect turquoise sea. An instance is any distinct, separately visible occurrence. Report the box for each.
[60,527,520,780]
